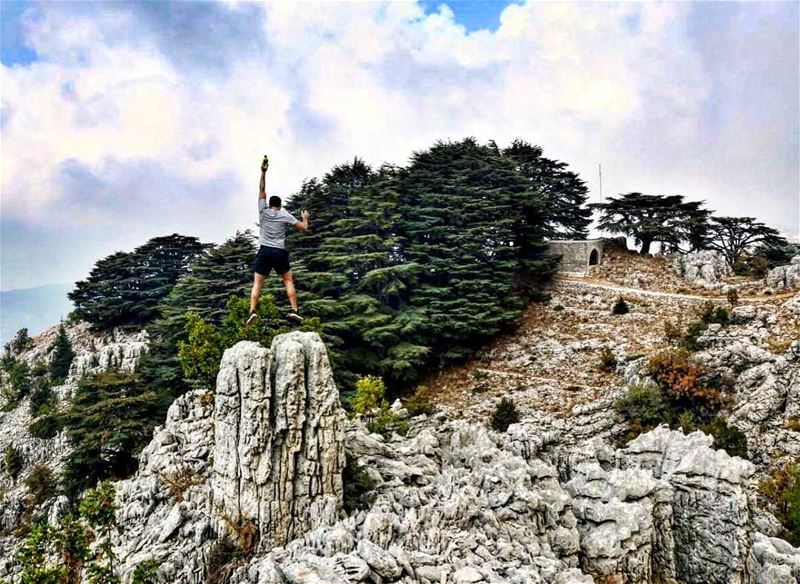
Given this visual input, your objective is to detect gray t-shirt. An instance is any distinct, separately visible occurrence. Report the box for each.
[258,199,298,249]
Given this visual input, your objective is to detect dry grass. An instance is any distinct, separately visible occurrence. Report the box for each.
[158,463,205,501]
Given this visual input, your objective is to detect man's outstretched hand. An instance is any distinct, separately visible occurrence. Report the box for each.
[261,154,269,173]
[301,210,310,221]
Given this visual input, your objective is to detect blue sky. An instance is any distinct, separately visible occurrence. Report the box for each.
[1,1,798,291]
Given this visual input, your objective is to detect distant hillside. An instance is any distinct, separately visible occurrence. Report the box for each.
[0,283,74,346]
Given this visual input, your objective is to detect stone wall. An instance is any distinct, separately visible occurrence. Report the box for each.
[546,239,608,273]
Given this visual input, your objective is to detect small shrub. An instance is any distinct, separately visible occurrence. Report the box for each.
[749,256,770,278]
[1,357,32,409]
[697,301,729,325]
[3,446,24,480]
[9,328,32,354]
[366,402,408,438]
[342,453,376,514]
[350,376,386,415]
[49,323,75,383]
[612,297,629,315]
[206,538,244,584]
[701,418,747,459]
[553,304,565,312]
[766,335,792,354]
[470,384,490,395]
[491,397,520,432]
[786,418,800,432]
[649,349,720,422]
[598,347,618,373]
[24,464,57,507]
[158,464,205,501]
[29,414,62,439]
[615,385,669,429]
[726,288,739,306]
[759,464,800,545]
[132,560,160,584]
[664,319,683,345]
[404,385,435,417]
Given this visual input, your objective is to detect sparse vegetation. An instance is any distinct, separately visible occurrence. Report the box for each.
[700,418,748,459]
[132,560,160,584]
[403,385,435,417]
[158,464,205,501]
[206,515,258,584]
[342,453,376,514]
[759,464,800,545]
[726,288,739,306]
[3,445,24,480]
[598,347,618,373]
[49,322,75,383]
[491,397,520,432]
[612,297,629,315]
[24,464,57,507]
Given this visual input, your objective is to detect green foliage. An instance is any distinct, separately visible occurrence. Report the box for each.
[491,397,520,432]
[288,139,559,388]
[69,234,209,331]
[701,418,748,459]
[366,402,409,438]
[350,376,387,415]
[676,302,730,352]
[62,373,161,499]
[8,328,33,354]
[17,482,119,584]
[4,445,24,480]
[29,362,56,419]
[342,453,376,514]
[131,561,159,584]
[615,384,670,430]
[598,347,618,373]
[25,464,57,507]
[591,193,711,254]
[706,216,786,267]
[754,241,800,269]
[612,297,629,315]
[177,296,320,390]
[79,482,119,584]
[616,349,736,445]
[403,385,436,417]
[501,139,591,239]
[49,324,75,383]
[2,355,32,410]
[17,514,90,583]
[29,414,62,440]
[759,464,800,545]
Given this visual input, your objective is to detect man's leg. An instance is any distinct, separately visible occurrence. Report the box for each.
[248,273,265,324]
[281,270,299,313]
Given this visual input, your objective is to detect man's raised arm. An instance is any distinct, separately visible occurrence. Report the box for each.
[259,156,268,201]
[294,210,310,231]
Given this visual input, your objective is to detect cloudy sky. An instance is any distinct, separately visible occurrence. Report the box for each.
[1,0,798,290]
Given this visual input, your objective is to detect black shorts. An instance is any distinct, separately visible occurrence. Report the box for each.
[253,246,291,276]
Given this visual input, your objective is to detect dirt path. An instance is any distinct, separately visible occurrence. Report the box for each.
[556,275,794,303]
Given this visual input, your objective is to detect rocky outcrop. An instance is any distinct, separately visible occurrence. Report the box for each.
[113,332,346,583]
[4,328,800,584]
[210,335,346,549]
[673,251,731,288]
[766,256,800,290]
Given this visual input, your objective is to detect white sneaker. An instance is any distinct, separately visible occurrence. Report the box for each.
[287,312,304,324]
[245,312,259,326]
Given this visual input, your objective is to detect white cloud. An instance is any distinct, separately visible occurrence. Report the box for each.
[0,0,797,288]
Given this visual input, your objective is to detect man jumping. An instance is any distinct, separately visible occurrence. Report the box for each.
[247,155,309,325]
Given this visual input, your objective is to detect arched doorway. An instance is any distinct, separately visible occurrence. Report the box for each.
[589,249,599,266]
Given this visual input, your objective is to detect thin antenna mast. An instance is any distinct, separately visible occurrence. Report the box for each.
[598,163,603,204]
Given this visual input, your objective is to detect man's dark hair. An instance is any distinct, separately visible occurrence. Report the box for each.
[269,195,282,208]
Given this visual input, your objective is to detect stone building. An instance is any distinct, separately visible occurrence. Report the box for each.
[546,238,610,273]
